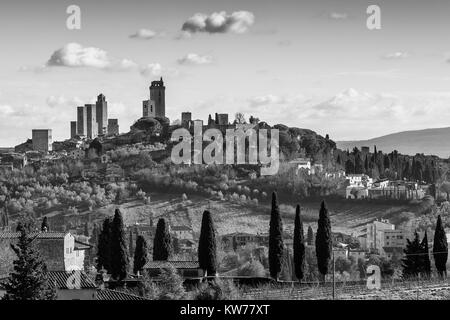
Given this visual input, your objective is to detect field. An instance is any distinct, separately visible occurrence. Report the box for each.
[241,278,450,300]
[76,192,423,237]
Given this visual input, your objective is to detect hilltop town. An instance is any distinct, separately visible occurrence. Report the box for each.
[0,78,450,300]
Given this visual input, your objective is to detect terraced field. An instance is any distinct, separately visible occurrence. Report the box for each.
[85,193,422,237]
[241,278,450,300]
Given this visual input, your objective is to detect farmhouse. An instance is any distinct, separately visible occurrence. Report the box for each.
[0,231,90,272]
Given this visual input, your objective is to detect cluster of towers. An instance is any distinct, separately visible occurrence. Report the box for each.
[67,77,166,141]
[70,94,119,140]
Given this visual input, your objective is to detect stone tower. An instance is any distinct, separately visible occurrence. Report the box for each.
[149,77,165,118]
[96,94,108,135]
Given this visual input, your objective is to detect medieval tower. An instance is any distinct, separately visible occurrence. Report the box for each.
[143,77,166,118]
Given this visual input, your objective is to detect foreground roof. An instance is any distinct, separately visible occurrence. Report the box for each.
[0,232,68,240]
[96,289,146,301]
[0,271,97,290]
[48,271,97,289]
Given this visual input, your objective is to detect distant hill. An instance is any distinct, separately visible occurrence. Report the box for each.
[337,127,450,158]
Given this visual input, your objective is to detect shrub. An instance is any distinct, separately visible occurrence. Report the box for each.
[136,189,146,200]
[157,264,186,300]
[192,279,240,300]
[237,260,266,277]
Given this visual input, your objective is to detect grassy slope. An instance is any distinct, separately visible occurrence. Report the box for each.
[81,193,420,237]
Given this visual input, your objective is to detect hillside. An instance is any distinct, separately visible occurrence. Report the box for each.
[337,127,450,158]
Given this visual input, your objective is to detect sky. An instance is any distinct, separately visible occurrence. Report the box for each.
[2,0,450,146]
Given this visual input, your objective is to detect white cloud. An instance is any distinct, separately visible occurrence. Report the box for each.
[329,12,348,20]
[129,29,163,40]
[0,104,14,116]
[181,11,255,35]
[248,94,289,107]
[46,43,138,71]
[46,95,83,108]
[140,63,163,76]
[47,43,111,68]
[382,52,411,60]
[177,53,213,65]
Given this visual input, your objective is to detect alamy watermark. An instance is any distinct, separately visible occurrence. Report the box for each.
[171,123,280,176]
[66,5,81,30]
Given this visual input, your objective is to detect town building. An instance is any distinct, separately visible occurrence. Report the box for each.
[346,186,369,199]
[0,153,27,169]
[380,229,412,258]
[288,157,312,174]
[171,225,194,240]
[348,249,366,261]
[0,231,91,272]
[181,112,192,127]
[368,181,425,200]
[143,99,156,118]
[346,174,373,188]
[70,121,77,139]
[221,232,269,250]
[32,129,52,153]
[333,247,348,260]
[107,119,119,135]
[364,219,395,253]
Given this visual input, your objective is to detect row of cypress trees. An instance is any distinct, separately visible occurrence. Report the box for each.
[269,191,332,282]
[96,208,220,279]
[402,215,448,278]
[98,194,448,283]
[96,209,129,280]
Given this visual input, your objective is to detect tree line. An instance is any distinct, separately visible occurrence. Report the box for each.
[337,147,441,184]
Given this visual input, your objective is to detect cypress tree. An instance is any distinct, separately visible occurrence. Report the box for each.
[133,235,149,275]
[97,217,112,272]
[345,159,355,174]
[269,192,284,280]
[420,231,431,278]
[41,217,49,232]
[402,232,422,279]
[129,229,134,258]
[315,201,332,282]
[153,218,173,261]
[83,222,89,237]
[307,226,314,246]
[110,209,129,280]
[198,210,218,276]
[293,204,305,281]
[355,153,364,174]
[3,229,56,300]
[433,215,448,277]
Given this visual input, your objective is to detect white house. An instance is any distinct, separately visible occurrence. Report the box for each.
[288,158,312,175]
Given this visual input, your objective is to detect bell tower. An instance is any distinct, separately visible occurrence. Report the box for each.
[149,77,165,118]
